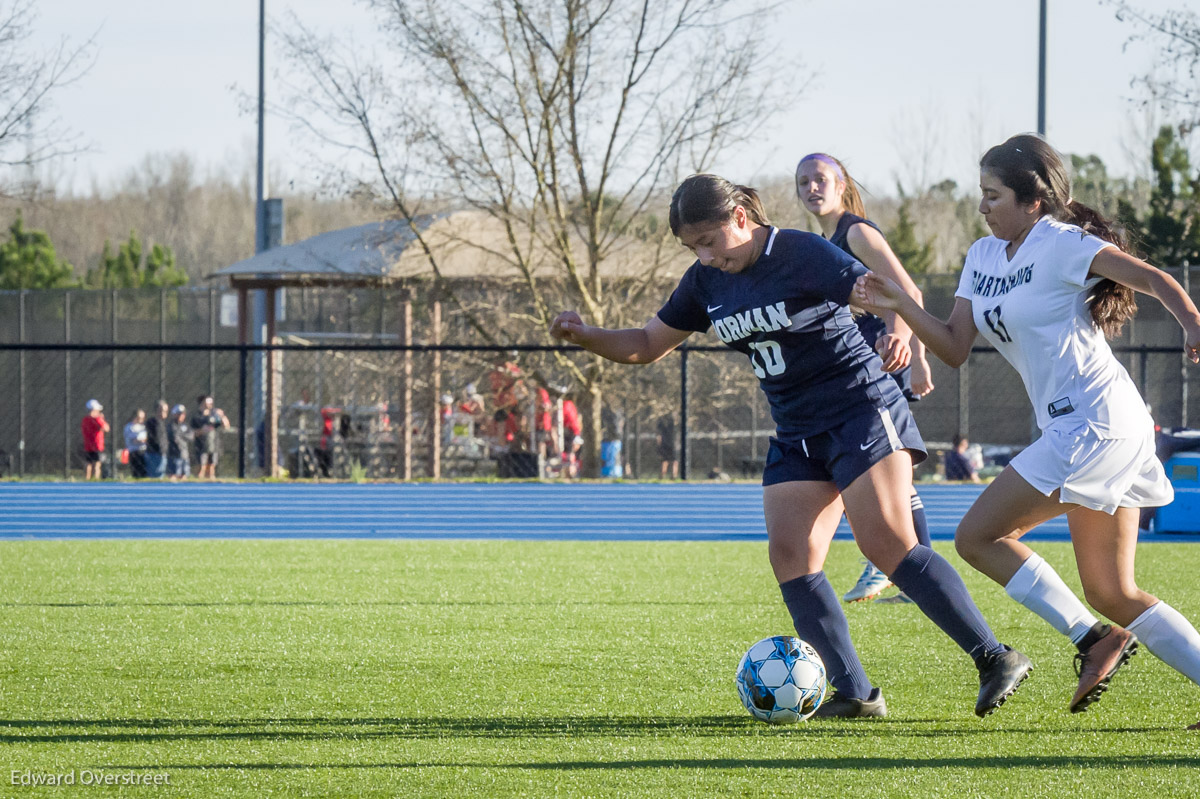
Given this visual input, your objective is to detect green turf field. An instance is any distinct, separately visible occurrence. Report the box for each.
[1,540,1198,798]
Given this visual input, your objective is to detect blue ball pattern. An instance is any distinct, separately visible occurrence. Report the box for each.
[736,635,827,724]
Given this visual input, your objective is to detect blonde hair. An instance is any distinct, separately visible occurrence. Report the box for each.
[796,153,866,217]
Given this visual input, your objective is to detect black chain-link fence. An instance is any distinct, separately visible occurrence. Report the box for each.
[0,341,1195,481]
[1,276,1197,480]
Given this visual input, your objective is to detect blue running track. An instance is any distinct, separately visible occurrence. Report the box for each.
[2,482,1194,542]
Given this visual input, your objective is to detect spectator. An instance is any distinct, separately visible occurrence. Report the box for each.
[656,413,679,480]
[560,388,583,478]
[123,409,149,479]
[535,386,558,465]
[601,406,625,478]
[312,407,335,478]
[440,393,456,445]
[167,404,193,481]
[81,399,110,480]
[144,400,170,479]
[943,434,981,483]
[191,395,229,479]
[459,383,485,421]
[487,352,525,415]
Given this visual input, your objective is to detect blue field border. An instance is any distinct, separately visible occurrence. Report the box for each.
[0,482,1195,542]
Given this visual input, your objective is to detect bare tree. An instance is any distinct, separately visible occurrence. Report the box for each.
[0,0,94,190]
[276,0,800,475]
[1106,1,1200,130]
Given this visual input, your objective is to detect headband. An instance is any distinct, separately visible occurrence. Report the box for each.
[798,153,845,181]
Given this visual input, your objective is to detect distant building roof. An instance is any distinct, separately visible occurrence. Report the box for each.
[210,210,682,286]
[210,217,439,285]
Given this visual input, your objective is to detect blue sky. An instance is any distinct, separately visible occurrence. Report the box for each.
[29,0,1184,197]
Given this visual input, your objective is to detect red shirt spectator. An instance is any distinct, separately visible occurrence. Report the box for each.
[488,358,523,412]
[82,414,107,452]
[536,387,553,432]
[562,398,582,438]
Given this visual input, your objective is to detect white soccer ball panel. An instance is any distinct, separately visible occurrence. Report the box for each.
[747,638,778,662]
[757,658,790,689]
[767,707,801,724]
[772,683,803,709]
[790,660,824,691]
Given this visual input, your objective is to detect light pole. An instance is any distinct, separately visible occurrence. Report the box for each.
[1038,0,1047,136]
[252,0,269,474]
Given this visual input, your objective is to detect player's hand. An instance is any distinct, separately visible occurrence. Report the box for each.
[1186,323,1200,364]
[874,333,911,373]
[853,273,903,314]
[909,354,935,397]
[550,311,589,344]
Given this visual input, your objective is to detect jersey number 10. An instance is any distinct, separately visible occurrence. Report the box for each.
[748,339,786,377]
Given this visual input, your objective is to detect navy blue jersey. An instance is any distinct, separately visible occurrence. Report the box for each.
[829,213,918,401]
[657,227,903,437]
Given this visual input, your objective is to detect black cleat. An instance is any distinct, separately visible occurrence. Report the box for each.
[813,687,887,718]
[975,646,1032,718]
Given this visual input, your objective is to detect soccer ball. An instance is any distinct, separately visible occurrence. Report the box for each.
[736,635,827,723]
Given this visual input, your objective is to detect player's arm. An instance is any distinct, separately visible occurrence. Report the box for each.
[853,273,978,368]
[550,311,692,364]
[845,223,917,374]
[1089,248,1200,363]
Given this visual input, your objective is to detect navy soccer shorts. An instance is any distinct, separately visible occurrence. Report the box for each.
[762,395,927,491]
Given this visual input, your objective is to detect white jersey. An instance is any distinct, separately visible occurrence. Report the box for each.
[955,216,1150,438]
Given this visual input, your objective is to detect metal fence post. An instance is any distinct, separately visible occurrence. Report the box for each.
[399,295,413,481]
[63,291,71,479]
[238,344,248,479]
[959,354,970,438]
[1183,263,1191,428]
[18,290,25,475]
[209,287,217,395]
[111,289,119,471]
[679,345,689,481]
[159,288,167,401]
[430,301,442,479]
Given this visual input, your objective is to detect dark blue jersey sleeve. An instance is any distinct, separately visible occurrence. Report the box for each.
[656,263,712,333]
[798,234,868,305]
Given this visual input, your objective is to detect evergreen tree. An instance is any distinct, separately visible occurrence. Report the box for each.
[0,213,77,289]
[887,189,936,275]
[1134,126,1200,266]
[85,231,188,288]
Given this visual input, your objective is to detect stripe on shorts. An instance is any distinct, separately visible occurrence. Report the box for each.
[877,407,903,451]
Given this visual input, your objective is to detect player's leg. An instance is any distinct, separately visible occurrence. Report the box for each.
[766,479,885,718]
[843,450,1031,716]
[874,491,929,605]
[956,467,1108,637]
[1074,506,1200,713]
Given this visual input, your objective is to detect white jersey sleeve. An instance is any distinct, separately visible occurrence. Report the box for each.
[1056,226,1114,288]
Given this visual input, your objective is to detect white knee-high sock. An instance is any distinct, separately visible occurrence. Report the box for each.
[1127,601,1200,685]
[1004,552,1098,644]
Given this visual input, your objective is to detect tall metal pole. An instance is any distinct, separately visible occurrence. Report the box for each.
[1038,0,1047,135]
[252,0,270,474]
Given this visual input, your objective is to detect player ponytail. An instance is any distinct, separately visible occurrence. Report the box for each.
[981,134,1136,339]
[669,174,771,236]
[796,153,867,217]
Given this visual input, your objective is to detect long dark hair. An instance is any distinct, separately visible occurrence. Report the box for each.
[980,134,1136,338]
[669,174,770,236]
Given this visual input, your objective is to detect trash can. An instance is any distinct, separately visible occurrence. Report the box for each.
[1155,453,1200,533]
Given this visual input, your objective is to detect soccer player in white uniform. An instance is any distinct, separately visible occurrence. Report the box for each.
[854,134,1200,725]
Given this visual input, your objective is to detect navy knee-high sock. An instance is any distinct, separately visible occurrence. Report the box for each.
[779,572,873,699]
[889,545,1005,663]
[910,492,931,549]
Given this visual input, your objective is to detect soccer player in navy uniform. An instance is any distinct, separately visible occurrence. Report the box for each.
[797,152,934,604]
[551,173,1031,718]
